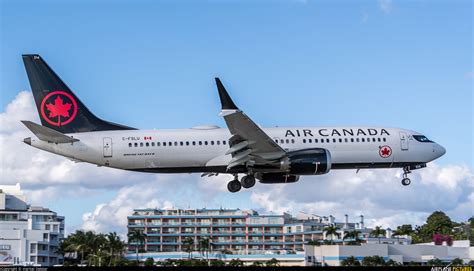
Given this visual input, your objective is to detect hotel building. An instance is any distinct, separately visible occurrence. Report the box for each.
[127,208,371,255]
[0,184,65,266]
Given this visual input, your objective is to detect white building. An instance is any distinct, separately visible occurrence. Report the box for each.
[305,240,474,266]
[0,184,65,266]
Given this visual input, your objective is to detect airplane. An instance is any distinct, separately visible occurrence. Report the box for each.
[21,54,446,193]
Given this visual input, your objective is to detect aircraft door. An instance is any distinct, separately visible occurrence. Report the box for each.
[399,132,408,151]
[103,137,113,157]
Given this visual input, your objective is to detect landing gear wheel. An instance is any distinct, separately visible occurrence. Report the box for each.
[241,175,256,189]
[227,180,242,193]
[401,178,411,186]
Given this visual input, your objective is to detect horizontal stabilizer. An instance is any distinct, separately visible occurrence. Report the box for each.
[21,120,79,143]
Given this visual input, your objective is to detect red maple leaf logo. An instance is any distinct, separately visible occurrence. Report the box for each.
[45,96,72,126]
[380,146,391,157]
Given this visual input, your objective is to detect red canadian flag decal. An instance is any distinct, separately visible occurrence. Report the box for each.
[379,145,392,158]
[144,136,152,140]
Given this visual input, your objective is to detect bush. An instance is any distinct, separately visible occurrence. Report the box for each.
[229,258,244,267]
[341,256,360,266]
[361,256,385,266]
[144,257,154,267]
[427,258,444,266]
[266,258,279,267]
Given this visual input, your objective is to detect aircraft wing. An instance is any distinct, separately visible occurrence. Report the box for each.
[215,78,286,169]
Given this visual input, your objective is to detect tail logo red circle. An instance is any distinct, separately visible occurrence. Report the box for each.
[40,91,78,127]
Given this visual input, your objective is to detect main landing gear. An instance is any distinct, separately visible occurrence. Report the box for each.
[227,174,256,193]
[401,166,411,186]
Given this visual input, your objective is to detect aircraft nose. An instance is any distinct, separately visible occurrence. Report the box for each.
[434,143,446,158]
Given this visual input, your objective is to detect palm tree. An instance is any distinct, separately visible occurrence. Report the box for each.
[323,225,340,245]
[182,237,195,259]
[128,230,146,264]
[197,237,213,265]
[343,230,362,245]
[105,232,126,266]
[392,228,404,244]
[370,226,386,244]
[66,230,88,264]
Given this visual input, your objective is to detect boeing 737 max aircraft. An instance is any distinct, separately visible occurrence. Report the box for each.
[21,55,446,192]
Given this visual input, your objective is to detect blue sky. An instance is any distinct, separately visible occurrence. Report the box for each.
[1,0,472,234]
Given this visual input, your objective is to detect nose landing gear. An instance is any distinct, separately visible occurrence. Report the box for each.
[401,167,411,186]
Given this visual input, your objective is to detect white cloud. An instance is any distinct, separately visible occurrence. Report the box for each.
[379,0,393,14]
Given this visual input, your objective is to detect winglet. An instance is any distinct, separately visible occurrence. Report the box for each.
[215,78,238,110]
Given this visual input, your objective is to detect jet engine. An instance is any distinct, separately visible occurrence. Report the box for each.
[258,173,300,184]
[280,148,331,175]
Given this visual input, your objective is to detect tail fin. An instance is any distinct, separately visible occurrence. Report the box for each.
[22,54,135,133]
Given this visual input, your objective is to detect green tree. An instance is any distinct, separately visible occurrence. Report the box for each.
[323,225,340,245]
[343,230,362,245]
[210,260,226,266]
[66,230,89,264]
[144,257,154,267]
[266,258,279,267]
[427,258,444,266]
[197,237,213,265]
[251,261,264,266]
[182,237,195,259]
[386,259,400,266]
[127,229,146,265]
[229,258,244,267]
[341,256,360,266]
[417,211,454,243]
[451,258,463,265]
[370,226,386,244]
[361,256,385,266]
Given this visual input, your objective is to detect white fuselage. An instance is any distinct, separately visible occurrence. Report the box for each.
[28,126,446,174]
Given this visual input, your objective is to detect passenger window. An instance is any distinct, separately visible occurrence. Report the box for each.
[174,142,178,146]
[186,141,189,146]
[146,142,149,147]
[308,139,312,143]
[223,140,226,145]
[152,142,155,147]
[291,139,295,143]
[217,141,220,145]
[205,141,208,145]
[128,143,132,147]
[350,138,354,142]
[180,142,183,146]
[361,138,365,142]
[372,138,376,142]
[286,139,290,144]
[163,142,167,146]
[157,142,161,146]
[303,139,306,143]
[134,143,138,147]
[275,139,279,143]
[192,141,196,146]
[199,141,202,145]
[339,138,342,143]
[377,138,381,142]
[332,138,336,143]
[367,138,370,142]
[140,142,144,147]
[315,139,318,143]
[326,139,330,143]
[211,141,214,145]
[169,142,172,146]
[383,138,386,142]
[345,138,348,143]
[356,138,359,142]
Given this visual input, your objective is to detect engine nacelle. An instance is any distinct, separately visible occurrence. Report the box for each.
[258,173,300,184]
[281,148,332,175]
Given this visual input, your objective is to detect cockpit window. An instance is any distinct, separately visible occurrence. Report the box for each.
[413,135,433,143]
